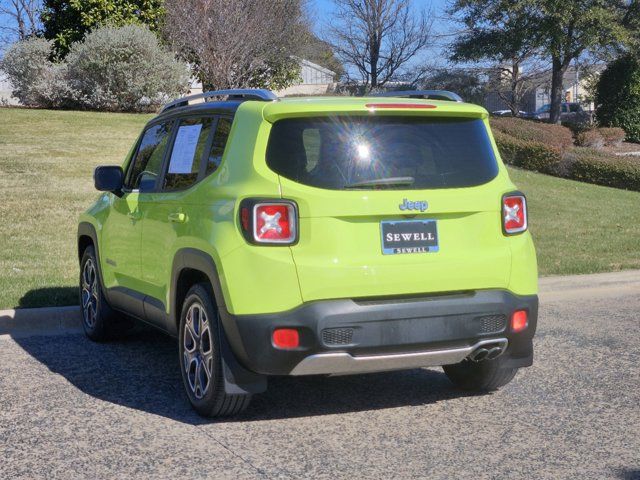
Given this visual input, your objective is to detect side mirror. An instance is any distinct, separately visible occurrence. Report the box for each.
[94,166,124,196]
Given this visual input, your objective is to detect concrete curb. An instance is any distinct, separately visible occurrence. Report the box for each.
[0,306,81,338]
[1,269,639,338]
[538,270,640,302]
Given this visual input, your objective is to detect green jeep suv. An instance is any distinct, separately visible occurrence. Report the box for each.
[78,89,538,417]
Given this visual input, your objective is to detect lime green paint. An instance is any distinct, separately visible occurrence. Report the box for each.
[80,96,537,317]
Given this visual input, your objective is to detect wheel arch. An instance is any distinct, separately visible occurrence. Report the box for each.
[78,222,99,261]
[170,248,230,336]
[170,248,266,395]
[77,222,109,299]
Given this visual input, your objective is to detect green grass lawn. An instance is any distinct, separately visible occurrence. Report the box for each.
[0,108,151,309]
[510,167,640,275]
[1,108,639,309]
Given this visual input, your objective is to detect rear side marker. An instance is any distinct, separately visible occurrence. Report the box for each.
[511,310,528,332]
[272,328,300,349]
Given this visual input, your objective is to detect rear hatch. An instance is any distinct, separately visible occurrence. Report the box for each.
[263,101,512,302]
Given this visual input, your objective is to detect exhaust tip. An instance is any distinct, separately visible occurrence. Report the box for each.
[467,339,509,362]
[486,346,503,360]
[470,348,489,362]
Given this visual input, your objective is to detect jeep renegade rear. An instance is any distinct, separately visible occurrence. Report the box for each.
[78,89,538,417]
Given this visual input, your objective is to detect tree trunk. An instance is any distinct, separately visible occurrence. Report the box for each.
[510,61,521,116]
[369,34,380,90]
[549,57,567,124]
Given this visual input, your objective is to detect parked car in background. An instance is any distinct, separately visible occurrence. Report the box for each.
[490,110,529,117]
[532,103,591,124]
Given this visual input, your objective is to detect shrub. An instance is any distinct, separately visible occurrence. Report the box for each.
[0,38,57,107]
[66,25,189,112]
[575,129,605,149]
[1,25,189,112]
[565,148,640,191]
[598,127,626,146]
[562,120,591,135]
[493,130,563,175]
[490,117,574,152]
[595,55,640,143]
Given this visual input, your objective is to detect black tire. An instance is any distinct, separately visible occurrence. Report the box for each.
[178,283,251,417]
[79,245,126,341]
[443,357,518,392]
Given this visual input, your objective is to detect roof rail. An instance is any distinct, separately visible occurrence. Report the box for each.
[161,88,278,113]
[370,90,463,103]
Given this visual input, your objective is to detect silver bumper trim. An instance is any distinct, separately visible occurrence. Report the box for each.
[289,338,509,376]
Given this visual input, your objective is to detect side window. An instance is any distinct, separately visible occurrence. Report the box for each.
[206,117,232,175]
[164,117,213,191]
[126,122,173,192]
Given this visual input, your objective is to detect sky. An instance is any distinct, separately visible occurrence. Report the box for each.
[309,0,456,68]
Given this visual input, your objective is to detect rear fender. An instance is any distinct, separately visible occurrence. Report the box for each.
[171,248,267,394]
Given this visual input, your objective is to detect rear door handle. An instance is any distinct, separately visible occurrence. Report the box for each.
[168,212,186,223]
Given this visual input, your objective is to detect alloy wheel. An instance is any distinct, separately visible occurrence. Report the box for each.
[81,258,99,329]
[183,302,214,399]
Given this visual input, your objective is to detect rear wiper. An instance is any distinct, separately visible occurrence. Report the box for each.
[344,176,415,189]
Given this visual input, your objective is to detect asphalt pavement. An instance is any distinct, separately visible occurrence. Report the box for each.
[1,272,639,479]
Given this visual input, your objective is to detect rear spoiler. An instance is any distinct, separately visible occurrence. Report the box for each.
[370,90,463,103]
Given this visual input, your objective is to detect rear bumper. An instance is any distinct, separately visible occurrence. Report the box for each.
[219,289,538,376]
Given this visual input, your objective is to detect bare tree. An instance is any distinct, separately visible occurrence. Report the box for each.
[0,0,40,44]
[325,0,431,92]
[484,60,549,115]
[164,0,308,90]
[449,0,548,116]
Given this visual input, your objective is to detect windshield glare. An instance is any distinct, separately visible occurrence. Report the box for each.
[266,116,499,190]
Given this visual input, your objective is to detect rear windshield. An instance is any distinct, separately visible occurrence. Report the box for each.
[266,116,498,190]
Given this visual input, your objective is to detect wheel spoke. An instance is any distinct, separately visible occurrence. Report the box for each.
[186,308,198,341]
[183,319,197,353]
[81,289,91,308]
[201,348,213,376]
[85,302,95,327]
[194,358,204,398]
[183,348,195,372]
[192,306,201,337]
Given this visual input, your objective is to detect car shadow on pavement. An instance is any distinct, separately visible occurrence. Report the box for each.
[618,470,640,480]
[14,328,477,424]
[18,287,78,308]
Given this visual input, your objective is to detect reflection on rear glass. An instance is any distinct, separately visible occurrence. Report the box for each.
[267,116,498,190]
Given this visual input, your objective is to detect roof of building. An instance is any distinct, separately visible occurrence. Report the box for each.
[299,58,336,77]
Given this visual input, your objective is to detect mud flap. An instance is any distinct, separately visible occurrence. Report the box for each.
[218,322,267,395]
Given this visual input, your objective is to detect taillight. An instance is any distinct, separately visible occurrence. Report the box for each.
[502,193,527,235]
[239,199,298,245]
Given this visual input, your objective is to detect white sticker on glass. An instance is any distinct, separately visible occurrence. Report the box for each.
[168,124,203,174]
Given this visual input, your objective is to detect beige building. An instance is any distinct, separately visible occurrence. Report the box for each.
[485,65,603,113]
[0,70,19,106]
[275,59,336,96]
[188,59,336,97]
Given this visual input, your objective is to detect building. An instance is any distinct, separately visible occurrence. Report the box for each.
[275,59,336,96]
[0,70,19,106]
[188,59,336,97]
[484,65,603,114]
